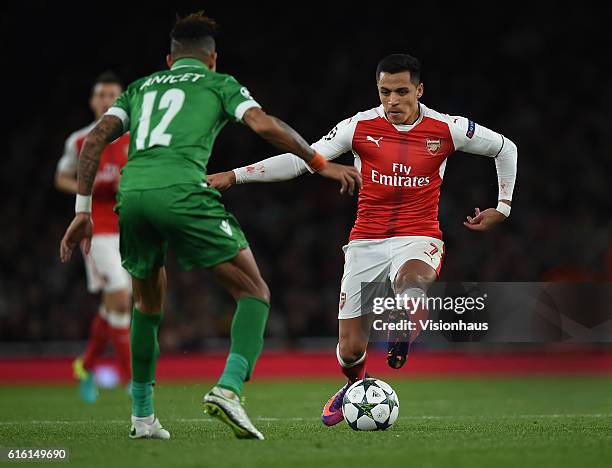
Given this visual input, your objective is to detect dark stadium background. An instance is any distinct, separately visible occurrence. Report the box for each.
[1,3,610,355]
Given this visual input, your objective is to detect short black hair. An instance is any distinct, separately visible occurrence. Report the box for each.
[170,11,218,58]
[376,54,421,84]
[92,71,122,92]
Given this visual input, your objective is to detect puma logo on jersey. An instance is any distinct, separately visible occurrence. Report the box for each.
[220,220,233,236]
[366,136,383,147]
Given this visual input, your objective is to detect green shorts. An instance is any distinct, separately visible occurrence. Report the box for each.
[115,184,248,279]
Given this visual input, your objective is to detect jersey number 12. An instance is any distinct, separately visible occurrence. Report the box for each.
[136,89,185,150]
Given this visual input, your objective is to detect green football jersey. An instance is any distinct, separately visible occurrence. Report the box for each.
[106,57,261,190]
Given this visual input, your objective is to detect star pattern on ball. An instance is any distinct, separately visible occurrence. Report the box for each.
[354,402,376,419]
[342,378,399,431]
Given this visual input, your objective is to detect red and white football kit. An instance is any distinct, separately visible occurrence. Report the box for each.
[233,103,517,319]
[57,123,130,293]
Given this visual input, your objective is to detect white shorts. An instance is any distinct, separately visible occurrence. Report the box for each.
[338,236,445,319]
[82,234,131,294]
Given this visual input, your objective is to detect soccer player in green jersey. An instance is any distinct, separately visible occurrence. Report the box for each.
[59,12,361,441]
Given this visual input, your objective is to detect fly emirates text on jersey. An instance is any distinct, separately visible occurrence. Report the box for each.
[371,163,431,187]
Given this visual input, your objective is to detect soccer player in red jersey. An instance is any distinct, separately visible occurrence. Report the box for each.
[208,54,518,426]
[55,72,131,402]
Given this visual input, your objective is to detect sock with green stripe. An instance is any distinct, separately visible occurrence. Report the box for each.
[130,307,162,417]
[217,297,269,396]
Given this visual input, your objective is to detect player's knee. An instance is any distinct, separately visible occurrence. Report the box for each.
[239,276,270,304]
[394,272,431,292]
[338,339,367,364]
[132,271,165,313]
[104,290,131,314]
[237,280,270,304]
[115,295,132,314]
[253,278,271,304]
[134,297,162,314]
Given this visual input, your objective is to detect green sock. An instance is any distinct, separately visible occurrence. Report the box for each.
[217,297,269,396]
[130,307,162,417]
[218,353,249,396]
[132,381,153,417]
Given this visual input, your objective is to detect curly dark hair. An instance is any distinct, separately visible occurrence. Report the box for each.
[170,11,218,57]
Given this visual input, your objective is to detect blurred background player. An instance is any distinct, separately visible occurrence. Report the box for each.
[59,12,360,440]
[208,53,518,426]
[55,72,132,403]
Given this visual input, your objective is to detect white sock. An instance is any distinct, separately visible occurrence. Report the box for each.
[336,344,366,368]
[106,310,130,329]
[132,414,154,424]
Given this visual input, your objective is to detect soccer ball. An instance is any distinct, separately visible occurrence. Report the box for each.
[342,378,399,431]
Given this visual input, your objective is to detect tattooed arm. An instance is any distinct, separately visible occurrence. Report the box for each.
[241,107,361,194]
[77,115,125,195]
[60,115,124,263]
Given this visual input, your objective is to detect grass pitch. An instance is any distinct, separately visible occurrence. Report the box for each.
[1,377,612,467]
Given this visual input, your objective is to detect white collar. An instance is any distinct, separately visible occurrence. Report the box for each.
[377,103,425,132]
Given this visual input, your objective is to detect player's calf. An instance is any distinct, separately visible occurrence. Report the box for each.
[386,307,411,369]
[104,307,132,385]
[321,344,368,427]
[386,286,428,369]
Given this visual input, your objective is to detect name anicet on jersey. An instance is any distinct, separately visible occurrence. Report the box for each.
[106,57,261,191]
[139,72,207,91]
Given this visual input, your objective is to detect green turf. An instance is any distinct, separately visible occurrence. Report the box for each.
[1,377,612,467]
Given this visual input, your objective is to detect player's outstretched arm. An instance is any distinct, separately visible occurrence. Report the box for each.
[240,107,361,194]
[208,154,310,190]
[59,115,124,262]
[209,152,360,195]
